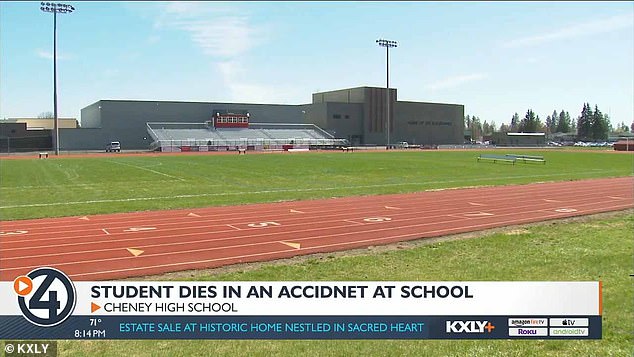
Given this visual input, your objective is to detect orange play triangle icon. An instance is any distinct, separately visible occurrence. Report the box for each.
[91,302,101,313]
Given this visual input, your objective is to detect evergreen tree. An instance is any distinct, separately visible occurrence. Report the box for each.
[591,105,608,141]
[616,122,630,133]
[471,116,482,140]
[550,110,558,133]
[510,113,519,132]
[577,103,593,140]
[556,110,571,133]
[566,112,573,132]
[519,109,540,132]
[604,113,613,134]
[482,121,490,136]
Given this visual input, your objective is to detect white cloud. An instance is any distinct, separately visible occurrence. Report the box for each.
[152,2,295,104]
[504,13,634,48]
[216,60,301,104]
[155,2,268,58]
[426,73,487,91]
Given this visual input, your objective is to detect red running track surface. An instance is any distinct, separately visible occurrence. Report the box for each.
[1,177,632,281]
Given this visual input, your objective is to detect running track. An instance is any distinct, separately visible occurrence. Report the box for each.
[1,177,632,281]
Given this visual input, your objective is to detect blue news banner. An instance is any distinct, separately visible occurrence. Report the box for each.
[0,315,601,340]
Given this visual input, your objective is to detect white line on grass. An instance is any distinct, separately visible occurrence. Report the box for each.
[1,173,630,210]
[106,160,185,181]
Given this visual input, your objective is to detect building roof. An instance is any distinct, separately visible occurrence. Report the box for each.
[507,132,545,136]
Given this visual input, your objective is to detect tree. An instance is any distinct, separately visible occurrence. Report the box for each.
[499,123,510,133]
[545,115,553,134]
[548,110,558,134]
[482,121,490,136]
[482,120,496,136]
[470,116,483,141]
[556,110,571,133]
[577,103,593,140]
[518,109,541,133]
[604,113,613,134]
[615,122,630,133]
[38,111,54,119]
[510,113,519,132]
[591,105,609,141]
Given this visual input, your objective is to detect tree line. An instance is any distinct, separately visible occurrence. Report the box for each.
[465,103,631,141]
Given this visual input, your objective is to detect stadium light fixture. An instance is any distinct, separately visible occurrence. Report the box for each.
[376,38,397,149]
[40,2,75,155]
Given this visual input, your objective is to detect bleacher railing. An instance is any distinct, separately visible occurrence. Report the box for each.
[146,122,347,151]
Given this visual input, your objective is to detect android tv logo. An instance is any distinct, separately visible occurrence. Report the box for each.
[13,267,76,327]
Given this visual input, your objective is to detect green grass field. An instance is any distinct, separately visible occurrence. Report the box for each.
[54,211,633,356]
[1,150,632,220]
[1,150,632,356]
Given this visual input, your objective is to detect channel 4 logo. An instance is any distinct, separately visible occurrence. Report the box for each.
[13,267,76,327]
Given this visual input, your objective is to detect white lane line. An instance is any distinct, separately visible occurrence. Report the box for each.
[4,185,631,250]
[59,205,630,279]
[3,202,632,265]
[0,230,28,236]
[102,229,110,235]
[3,173,631,209]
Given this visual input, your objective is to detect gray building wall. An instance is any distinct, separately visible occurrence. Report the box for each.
[65,86,464,150]
[393,101,464,145]
[79,102,102,128]
[68,100,307,150]
[320,102,364,143]
[310,87,462,146]
[59,128,110,150]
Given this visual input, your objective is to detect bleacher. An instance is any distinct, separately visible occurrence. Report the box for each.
[147,122,347,152]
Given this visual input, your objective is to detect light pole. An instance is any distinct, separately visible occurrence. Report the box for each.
[376,38,397,149]
[40,2,75,155]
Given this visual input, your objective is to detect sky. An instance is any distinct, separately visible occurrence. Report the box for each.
[1,1,633,128]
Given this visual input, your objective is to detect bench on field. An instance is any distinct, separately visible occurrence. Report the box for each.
[237,148,247,155]
[505,154,545,164]
[38,152,49,159]
[477,154,516,164]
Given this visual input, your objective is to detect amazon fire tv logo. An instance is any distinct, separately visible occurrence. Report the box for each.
[446,320,495,334]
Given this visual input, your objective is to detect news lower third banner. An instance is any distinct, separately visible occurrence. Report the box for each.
[1,268,601,340]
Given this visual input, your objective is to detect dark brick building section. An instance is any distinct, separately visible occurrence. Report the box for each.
[0,122,52,153]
